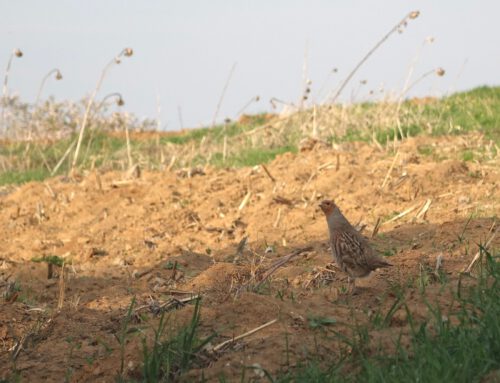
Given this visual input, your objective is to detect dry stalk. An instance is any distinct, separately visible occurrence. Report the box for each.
[261,164,276,183]
[380,151,399,189]
[71,48,133,173]
[317,161,335,171]
[95,171,103,191]
[312,105,318,137]
[167,155,176,171]
[254,246,313,290]
[385,203,420,224]
[434,253,443,278]
[134,294,200,314]
[51,138,76,176]
[328,10,420,104]
[235,95,260,119]
[416,198,432,219]
[463,224,498,274]
[212,318,278,352]
[28,68,63,140]
[57,263,66,310]
[43,182,56,199]
[273,207,282,228]
[134,267,155,279]
[1,48,23,134]
[125,119,133,168]
[238,191,252,211]
[371,217,382,238]
[211,62,237,128]
[222,135,228,163]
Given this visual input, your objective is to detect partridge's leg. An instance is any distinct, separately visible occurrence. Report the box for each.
[348,277,358,295]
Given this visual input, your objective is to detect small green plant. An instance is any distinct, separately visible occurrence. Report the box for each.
[417,145,434,156]
[307,315,336,330]
[461,149,474,162]
[164,261,183,270]
[383,248,397,257]
[31,254,65,267]
[457,214,473,243]
[275,289,285,301]
[31,255,68,279]
[64,337,81,383]
[115,297,137,381]
[141,298,215,382]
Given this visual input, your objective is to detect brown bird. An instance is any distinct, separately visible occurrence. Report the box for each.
[319,200,391,294]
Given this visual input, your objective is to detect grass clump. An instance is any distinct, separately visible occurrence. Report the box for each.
[141,298,214,382]
[210,145,297,168]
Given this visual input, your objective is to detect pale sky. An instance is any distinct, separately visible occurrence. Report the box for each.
[1,1,498,130]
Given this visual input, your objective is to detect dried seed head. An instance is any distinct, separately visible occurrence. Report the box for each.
[124,47,134,57]
[409,10,420,19]
[305,87,311,93]
[255,95,260,102]
[425,36,435,44]
[115,57,122,64]
[360,80,367,85]
[224,117,231,124]
[55,70,63,80]
[14,49,23,58]
[332,68,338,73]
[435,68,445,77]
[117,97,125,106]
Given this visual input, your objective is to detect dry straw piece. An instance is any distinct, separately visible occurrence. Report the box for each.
[212,318,278,352]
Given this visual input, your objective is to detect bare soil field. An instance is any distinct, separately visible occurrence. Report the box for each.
[1,133,499,382]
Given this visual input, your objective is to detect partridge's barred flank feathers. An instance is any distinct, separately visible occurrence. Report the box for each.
[319,199,391,293]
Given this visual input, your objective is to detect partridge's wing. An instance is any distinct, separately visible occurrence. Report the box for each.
[336,230,375,269]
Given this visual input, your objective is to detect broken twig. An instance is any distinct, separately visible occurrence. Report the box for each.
[212,318,278,352]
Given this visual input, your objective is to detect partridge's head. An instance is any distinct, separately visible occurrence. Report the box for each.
[319,200,336,216]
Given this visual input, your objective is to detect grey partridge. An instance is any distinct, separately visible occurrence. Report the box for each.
[319,200,391,293]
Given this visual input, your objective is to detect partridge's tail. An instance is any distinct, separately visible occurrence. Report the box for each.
[371,257,392,269]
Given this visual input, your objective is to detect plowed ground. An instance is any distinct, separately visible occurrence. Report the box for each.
[1,134,499,382]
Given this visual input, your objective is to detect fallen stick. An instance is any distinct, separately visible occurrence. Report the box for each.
[317,161,334,171]
[261,164,276,183]
[384,203,420,224]
[134,295,200,313]
[254,246,313,290]
[158,295,199,310]
[273,207,282,228]
[463,224,498,274]
[416,198,432,220]
[134,267,155,279]
[212,318,278,352]
[238,191,252,211]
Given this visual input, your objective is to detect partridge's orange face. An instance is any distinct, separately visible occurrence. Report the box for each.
[319,200,336,215]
